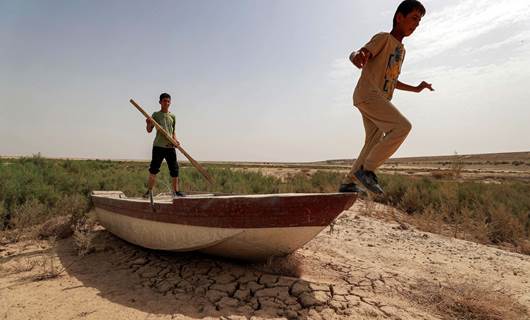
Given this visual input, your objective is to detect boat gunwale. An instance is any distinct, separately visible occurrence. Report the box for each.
[91,191,357,229]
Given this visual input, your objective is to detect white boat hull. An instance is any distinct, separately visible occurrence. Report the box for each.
[95,207,325,260]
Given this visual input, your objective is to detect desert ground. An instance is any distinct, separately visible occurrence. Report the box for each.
[1,200,529,320]
[1,152,529,319]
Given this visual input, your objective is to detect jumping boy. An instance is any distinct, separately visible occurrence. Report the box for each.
[144,93,185,198]
[339,0,433,194]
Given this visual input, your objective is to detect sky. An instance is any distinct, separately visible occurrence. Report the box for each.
[1,0,529,162]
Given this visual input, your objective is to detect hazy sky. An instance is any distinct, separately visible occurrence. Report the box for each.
[1,0,529,162]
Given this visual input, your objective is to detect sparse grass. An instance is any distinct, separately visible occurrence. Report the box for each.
[72,225,97,256]
[408,280,528,320]
[7,257,42,274]
[30,254,63,281]
[2,237,63,281]
[379,174,530,249]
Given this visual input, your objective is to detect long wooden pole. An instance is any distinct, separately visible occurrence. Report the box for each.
[129,99,214,185]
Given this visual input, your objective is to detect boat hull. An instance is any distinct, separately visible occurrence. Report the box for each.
[96,207,325,260]
[92,191,356,260]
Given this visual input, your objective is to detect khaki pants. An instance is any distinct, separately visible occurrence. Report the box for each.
[345,95,411,183]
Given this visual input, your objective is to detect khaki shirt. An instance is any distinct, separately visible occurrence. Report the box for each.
[353,32,405,105]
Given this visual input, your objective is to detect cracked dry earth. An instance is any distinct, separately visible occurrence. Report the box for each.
[1,200,530,319]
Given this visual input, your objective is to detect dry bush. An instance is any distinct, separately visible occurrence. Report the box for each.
[5,195,91,243]
[378,172,529,253]
[516,240,530,255]
[400,186,422,214]
[408,280,528,320]
[459,209,490,244]
[2,215,76,244]
[0,224,43,244]
[252,253,304,278]
[431,170,453,180]
[38,215,73,239]
[53,194,90,227]
[11,199,49,230]
[31,254,62,281]
[0,229,24,244]
[28,237,68,281]
[72,215,99,256]
[4,237,65,281]
[361,199,376,216]
[73,228,96,256]
[450,152,465,178]
[300,168,310,175]
[6,257,43,274]
[487,204,525,245]
[412,205,444,234]
[413,203,496,246]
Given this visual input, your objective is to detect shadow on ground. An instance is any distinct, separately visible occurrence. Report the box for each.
[56,230,349,319]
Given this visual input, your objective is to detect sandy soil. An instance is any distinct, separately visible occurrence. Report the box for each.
[1,201,529,319]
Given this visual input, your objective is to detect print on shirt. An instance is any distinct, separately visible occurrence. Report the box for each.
[383,46,404,93]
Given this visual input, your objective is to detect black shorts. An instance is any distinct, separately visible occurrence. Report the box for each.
[149,146,179,177]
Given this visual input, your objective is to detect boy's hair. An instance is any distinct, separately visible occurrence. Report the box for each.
[393,0,426,27]
[159,92,171,102]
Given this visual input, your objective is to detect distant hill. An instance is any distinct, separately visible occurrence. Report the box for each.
[317,151,530,166]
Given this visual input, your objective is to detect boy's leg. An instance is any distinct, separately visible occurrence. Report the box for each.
[345,113,384,183]
[357,97,412,172]
[147,174,156,190]
[164,148,184,197]
[349,97,411,194]
[147,146,164,191]
[172,177,180,192]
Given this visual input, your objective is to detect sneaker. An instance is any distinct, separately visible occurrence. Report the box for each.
[142,190,152,199]
[173,191,186,198]
[338,182,364,193]
[354,169,384,194]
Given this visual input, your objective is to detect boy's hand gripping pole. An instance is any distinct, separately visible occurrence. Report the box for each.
[129,98,214,185]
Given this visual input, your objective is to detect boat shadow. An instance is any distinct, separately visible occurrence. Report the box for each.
[56,230,332,319]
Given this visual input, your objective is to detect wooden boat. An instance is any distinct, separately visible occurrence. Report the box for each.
[91,191,356,260]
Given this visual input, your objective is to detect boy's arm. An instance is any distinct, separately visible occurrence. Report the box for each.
[172,116,180,147]
[396,80,434,93]
[146,118,154,133]
[350,33,387,69]
[172,132,180,147]
[349,48,372,69]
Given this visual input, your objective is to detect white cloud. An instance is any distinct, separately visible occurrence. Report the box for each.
[408,0,530,62]
[465,30,530,54]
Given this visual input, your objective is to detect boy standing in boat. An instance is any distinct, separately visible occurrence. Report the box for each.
[144,93,185,198]
[339,0,433,194]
